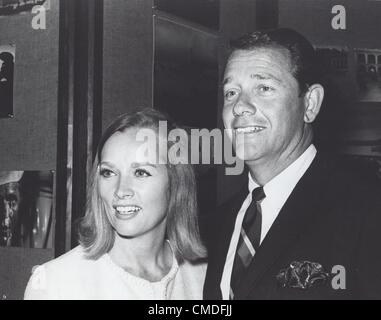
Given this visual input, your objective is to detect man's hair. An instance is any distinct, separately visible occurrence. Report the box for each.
[78,108,206,262]
[229,28,321,95]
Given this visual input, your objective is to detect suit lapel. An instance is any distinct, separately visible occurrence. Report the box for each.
[217,185,249,264]
[235,154,331,299]
[212,185,249,298]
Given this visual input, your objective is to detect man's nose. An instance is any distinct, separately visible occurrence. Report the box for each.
[233,94,257,117]
[115,177,135,199]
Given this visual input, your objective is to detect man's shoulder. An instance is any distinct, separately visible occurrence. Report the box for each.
[313,154,381,218]
[218,185,248,212]
[319,153,380,189]
[202,185,248,247]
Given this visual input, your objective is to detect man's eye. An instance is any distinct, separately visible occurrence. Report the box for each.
[224,90,237,100]
[258,85,274,93]
[135,169,151,178]
[100,168,115,178]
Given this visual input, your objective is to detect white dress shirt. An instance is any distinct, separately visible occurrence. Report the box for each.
[220,144,317,299]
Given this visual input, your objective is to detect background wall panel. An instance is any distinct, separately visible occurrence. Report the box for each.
[279,0,381,49]
[0,247,53,299]
[102,0,154,129]
[0,0,59,171]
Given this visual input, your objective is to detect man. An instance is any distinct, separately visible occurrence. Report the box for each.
[203,28,381,299]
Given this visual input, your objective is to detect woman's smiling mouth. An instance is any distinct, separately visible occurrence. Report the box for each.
[113,205,142,219]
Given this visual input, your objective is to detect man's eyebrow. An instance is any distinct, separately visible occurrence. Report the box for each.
[250,73,281,83]
[222,77,231,86]
[222,73,282,86]
[131,162,157,168]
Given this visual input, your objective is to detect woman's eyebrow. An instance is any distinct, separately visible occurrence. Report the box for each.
[99,161,115,168]
[131,162,157,168]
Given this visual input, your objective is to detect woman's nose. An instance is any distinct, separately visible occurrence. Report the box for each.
[115,177,134,199]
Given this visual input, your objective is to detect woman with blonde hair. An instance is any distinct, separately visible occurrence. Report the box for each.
[25,108,206,299]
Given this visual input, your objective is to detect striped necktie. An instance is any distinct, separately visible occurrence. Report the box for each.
[230,186,266,299]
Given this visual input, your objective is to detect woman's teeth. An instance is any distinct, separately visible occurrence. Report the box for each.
[115,206,141,214]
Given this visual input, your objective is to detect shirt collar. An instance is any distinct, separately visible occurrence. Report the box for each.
[248,144,317,198]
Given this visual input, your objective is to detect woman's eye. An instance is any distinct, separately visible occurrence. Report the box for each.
[135,169,151,178]
[100,168,115,178]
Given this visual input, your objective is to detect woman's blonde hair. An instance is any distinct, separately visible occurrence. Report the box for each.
[78,108,206,262]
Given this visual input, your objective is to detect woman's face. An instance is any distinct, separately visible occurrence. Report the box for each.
[98,128,169,240]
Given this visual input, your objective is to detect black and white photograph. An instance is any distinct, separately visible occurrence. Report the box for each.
[0,44,15,118]
[0,170,54,248]
[1,0,381,307]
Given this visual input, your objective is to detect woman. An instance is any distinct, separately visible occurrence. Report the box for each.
[25,108,207,299]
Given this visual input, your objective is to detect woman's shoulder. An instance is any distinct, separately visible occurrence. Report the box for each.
[24,246,101,299]
[178,258,207,279]
[42,245,94,271]
[171,259,207,299]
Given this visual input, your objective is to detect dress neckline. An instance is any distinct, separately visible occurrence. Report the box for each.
[103,240,179,286]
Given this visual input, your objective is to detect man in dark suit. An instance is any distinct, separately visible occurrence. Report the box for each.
[203,28,381,299]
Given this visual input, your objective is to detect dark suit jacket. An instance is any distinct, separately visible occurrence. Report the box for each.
[203,154,381,299]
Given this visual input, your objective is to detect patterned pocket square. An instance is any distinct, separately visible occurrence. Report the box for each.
[276,261,330,289]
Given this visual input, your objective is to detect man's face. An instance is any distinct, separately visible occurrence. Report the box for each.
[222,47,309,167]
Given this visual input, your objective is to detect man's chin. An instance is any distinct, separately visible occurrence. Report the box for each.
[234,145,261,162]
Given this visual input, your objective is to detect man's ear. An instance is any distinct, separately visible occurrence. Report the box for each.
[303,84,324,123]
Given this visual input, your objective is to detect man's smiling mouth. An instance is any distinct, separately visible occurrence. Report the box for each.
[235,126,266,134]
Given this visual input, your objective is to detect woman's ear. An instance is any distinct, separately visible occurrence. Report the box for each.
[303,84,324,123]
